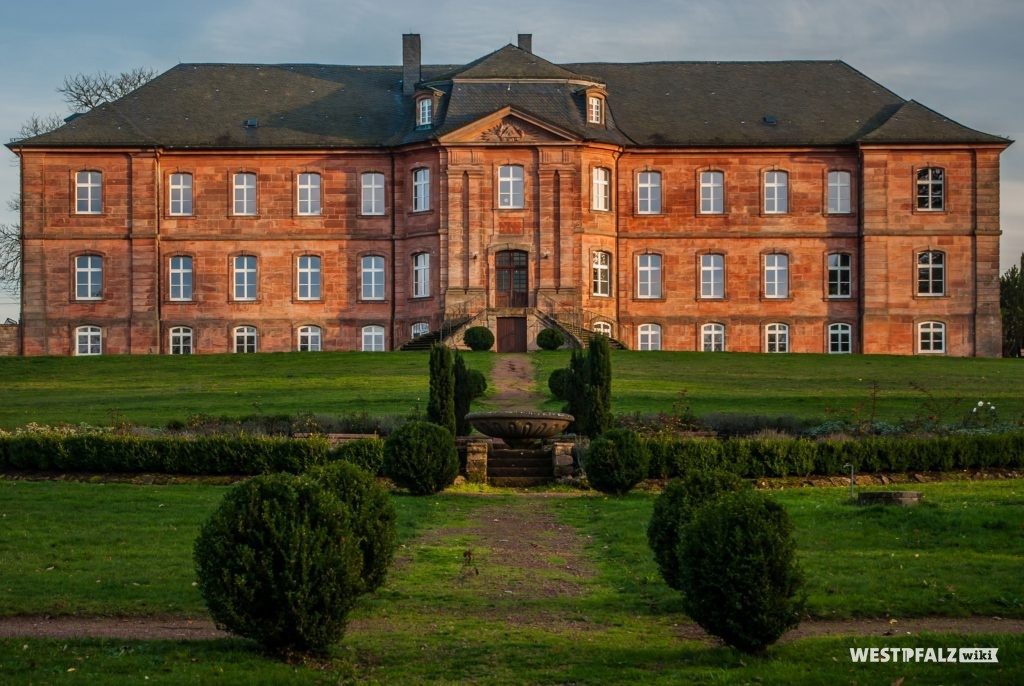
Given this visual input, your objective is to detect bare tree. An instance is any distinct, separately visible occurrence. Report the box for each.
[16,113,66,140]
[0,197,20,296]
[58,67,157,111]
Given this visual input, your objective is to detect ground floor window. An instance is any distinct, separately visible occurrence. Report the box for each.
[234,326,257,353]
[592,321,612,337]
[638,323,661,351]
[169,326,193,355]
[918,321,945,353]
[411,322,430,338]
[362,325,385,352]
[701,323,725,352]
[75,325,102,356]
[766,322,789,353]
[297,325,321,352]
[828,323,851,354]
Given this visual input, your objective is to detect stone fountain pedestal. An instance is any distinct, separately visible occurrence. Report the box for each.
[462,411,574,485]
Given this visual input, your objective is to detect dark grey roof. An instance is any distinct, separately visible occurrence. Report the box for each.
[8,52,1010,151]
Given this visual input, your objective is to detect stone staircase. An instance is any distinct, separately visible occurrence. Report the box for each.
[487,447,553,487]
[540,314,628,350]
[400,314,474,351]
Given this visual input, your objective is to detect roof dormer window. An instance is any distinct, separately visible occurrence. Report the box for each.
[587,95,603,124]
[417,97,432,128]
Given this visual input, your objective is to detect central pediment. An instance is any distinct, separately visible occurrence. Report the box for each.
[439,107,579,145]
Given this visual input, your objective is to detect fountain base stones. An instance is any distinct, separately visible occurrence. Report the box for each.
[460,412,575,486]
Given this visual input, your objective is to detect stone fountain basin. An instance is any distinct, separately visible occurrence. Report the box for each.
[465,411,574,448]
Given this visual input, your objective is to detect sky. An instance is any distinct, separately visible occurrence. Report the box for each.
[1,0,1023,322]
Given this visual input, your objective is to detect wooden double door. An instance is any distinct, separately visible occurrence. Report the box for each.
[497,317,527,352]
[495,250,528,308]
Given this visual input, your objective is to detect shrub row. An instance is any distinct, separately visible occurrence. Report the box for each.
[0,433,331,474]
[643,432,1024,479]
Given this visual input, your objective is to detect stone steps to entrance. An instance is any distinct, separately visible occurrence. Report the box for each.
[488,465,554,478]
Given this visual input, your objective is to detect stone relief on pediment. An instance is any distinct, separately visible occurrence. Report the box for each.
[474,117,565,143]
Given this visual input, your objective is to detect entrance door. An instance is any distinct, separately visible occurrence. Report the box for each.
[495,250,528,307]
[497,317,527,352]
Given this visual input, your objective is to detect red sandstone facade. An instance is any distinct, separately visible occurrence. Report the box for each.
[9,36,1010,356]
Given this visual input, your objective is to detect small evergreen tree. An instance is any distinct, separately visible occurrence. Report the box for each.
[1001,254,1024,358]
[453,351,486,435]
[427,344,456,435]
[588,335,613,435]
[564,348,592,435]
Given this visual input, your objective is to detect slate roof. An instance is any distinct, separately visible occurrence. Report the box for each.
[9,44,1009,151]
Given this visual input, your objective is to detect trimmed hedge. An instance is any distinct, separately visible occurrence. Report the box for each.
[536,328,565,350]
[383,421,459,495]
[0,433,330,474]
[329,437,385,476]
[642,433,1024,479]
[584,429,649,495]
[463,327,495,351]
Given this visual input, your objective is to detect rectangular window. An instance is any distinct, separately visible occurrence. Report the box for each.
[828,171,851,213]
[233,172,256,215]
[361,172,385,215]
[637,171,662,214]
[764,253,789,298]
[918,321,945,353]
[75,171,102,214]
[766,323,789,353]
[702,323,725,352]
[828,323,852,354]
[592,251,611,296]
[75,255,103,300]
[917,168,944,211]
[169,256,193,301]
[297,173,321,216]
[362,325,385,352]
[169,173,193,216]
[413,253,430,298]
[361,255,385,300]
[297,255,321,300]
[592,168,610,211]
[637,254,662,299]
[917,251,945,296]
[700,171,724,214]
[764,171,788,214]
[233,255,257,301]
[827,253,851,298]
[700,254,724,299]
[75,326,102,356]
[170,326,193,355]
[417,98,432,127]
[588,96,602,124]
[638,323,662,351]
[498,165,524,209]
[413,169,430,212]
[298,325,322,352]
[234,326,257,353]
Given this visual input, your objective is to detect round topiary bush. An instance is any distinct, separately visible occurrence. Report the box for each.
[678,489,805,653]
[307,460,397,593]
[330,437,385,475]
[463,326,495,351]
[536,328,565,350]
[193,473,364,657]
[583,428,649,494]
[647,469,749,590]
[548,367,571,400]
[383,421,459,495]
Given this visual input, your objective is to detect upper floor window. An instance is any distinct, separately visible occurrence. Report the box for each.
[918,321,945,354]
[169,255,193,301]
[75,325,102,356]
[637,171,662,214]
[764,171,788,214]
[592,321,612,337]
[411,322,430,339]
[412,168,430,212]
[828,323,852,354]
[297,325,322,352]
[700,171,724,214]
[638,323,662,351]
[297,255,321,300]
[700,254,725,299]
[361,172,385,215]
[168,173,193,216]
[766,322,789,353]
[917,251,945,296]
[233,172,256,216]
[233,255,257,301]
[297,173,321,216]
[417,98,432,127]
[498,165,524,209]
[587,96,603,124]
[917,168,944,211]
[75,171,102,214]
[592,168,610,211]
[764,253,789,298]
[75,255,103,300]
[637,254,662,299]
[702,323,725,352]
[234,325,257,353]
[592,251,612,297]
[361,255,385,300]
[412,253,430,298]
[362,325,385,352]
[827,253,852,298]
[169,326,193,355]
[827,170,851,214]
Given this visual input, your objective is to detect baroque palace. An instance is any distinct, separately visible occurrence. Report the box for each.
[7,34,1010,356]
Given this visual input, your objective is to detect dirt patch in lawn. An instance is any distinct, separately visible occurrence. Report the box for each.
[485,354,546,410]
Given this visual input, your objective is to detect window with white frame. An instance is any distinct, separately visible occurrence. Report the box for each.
[764,171,788,214]
[362,325,385,351]
[361,255,385,300]
[828,170,851,213]
[169,326,193,355]
[700,171,724,214]
[234,325,257,353]
[297,255,321,300]
[233,172,256,215]
[168,173,193,216]
[764,253,789,298]
[592,251,611,296]
[827,253,851,298]
[233,255,257,301]
[361,172,385,215]
[916,168,944,211]
[918,321,945,353]
[498,165,524,209]
[169,255,193,301]
[417,98,432,127]
[766,322,789,353]
[638,323,662,351]
[297,325,322,352]
[411,322,430,338]
[75,171,102,214]
[702,323,725,352]
[588,95,603,124]
[75,255,103,300]
[592,321,612,337]
[917,251,945,296]
[297,173,321,216]
[828,323,852,354]
[637,171,662,214]
[592,167,610,211]
[700,253,724,299]
[412,168,430,211]
[412,252,430,298]
[75,325,102,356]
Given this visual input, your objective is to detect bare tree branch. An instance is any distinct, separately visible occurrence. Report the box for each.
[58,67,156,111]
[0,220,20,297]
[13,113,65,141]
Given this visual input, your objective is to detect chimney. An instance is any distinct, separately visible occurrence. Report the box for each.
[517,33,532,53]
[402,33,421,96]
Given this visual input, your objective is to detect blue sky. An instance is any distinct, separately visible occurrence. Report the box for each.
[2,0,1022,321]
